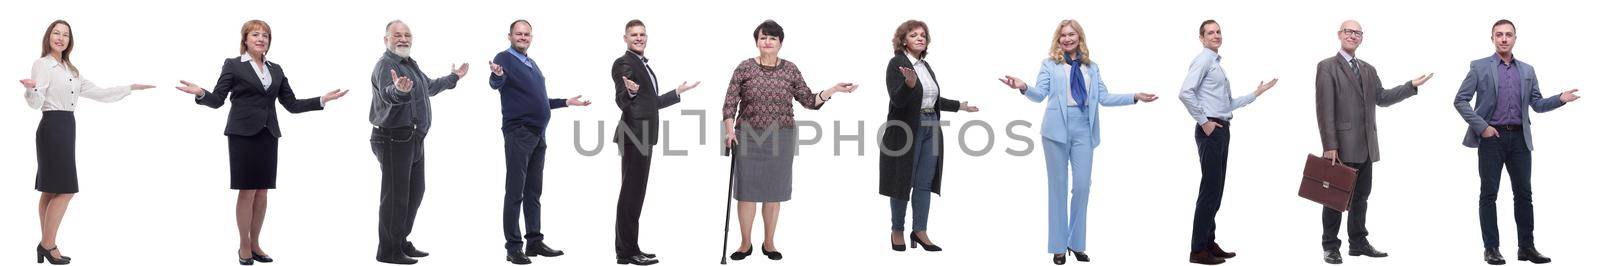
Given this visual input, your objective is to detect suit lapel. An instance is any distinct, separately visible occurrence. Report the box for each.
[1484,60,1499,105]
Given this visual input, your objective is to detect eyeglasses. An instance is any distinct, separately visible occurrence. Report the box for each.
[1340,29,1364,37]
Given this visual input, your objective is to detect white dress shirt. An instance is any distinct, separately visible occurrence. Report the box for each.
[25,57,131,111]
[907,56,940,109]
[241,53,272,89]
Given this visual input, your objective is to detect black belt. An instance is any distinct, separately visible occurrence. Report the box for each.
[920,107,938,113]
[1492,124,1521,132]
[1207,117,1231,127]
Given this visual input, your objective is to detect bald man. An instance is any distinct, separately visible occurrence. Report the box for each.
[1312,20,1433,264]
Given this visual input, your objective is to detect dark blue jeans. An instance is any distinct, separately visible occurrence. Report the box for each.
[502,125,548,252]
[890,113,938,232]
[1478,127,1535,249]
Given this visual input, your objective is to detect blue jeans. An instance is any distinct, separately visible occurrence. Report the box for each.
[1045,107,1093,253]
[891,113,939,232]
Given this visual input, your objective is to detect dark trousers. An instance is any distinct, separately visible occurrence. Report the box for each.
[1190,121,1229,252]
[1322,161,1374,251]
[1478,127,1535,249]
[372,127,426,259]
[503,125,548,252]
[615,142,653,257]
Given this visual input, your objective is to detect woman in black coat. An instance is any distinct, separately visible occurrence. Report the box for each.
[879,20,979,253]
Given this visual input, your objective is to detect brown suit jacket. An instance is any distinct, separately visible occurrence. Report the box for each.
[1314,53,1418,163]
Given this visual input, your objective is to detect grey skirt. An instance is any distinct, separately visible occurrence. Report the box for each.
[733,126,798,202]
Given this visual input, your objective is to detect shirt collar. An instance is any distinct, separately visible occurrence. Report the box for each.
[383,50,411,64]
[240,53,267,64]
[628,50,648,63]
[507,46,531,64]
[1200,47,1221,62]
[1494,54,1516,67]
[1338,50,1355,63]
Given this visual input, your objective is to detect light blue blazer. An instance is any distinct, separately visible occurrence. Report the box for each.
[1453,56,1566,149]
[1022,59,1137,148]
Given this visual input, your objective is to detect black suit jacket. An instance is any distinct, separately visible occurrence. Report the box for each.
[197,57,324,137]
[611,51,680,147]
[878,51,960,200]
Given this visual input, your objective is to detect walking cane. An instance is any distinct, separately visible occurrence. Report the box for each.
[719,145,736,264]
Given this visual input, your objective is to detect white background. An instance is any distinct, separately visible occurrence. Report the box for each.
[2,0,1595,265]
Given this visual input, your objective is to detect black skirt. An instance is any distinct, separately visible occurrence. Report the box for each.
[228,127,279,190]
[35,111,77,194]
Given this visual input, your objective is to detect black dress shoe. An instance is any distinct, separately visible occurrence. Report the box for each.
[1207,243,1237,259]
[1189,251,1225,265]
[1348,244,1388,258]
[1323,250,1343,264]
[251,252,274,263]
[1517,247,1551,264]
[1070,250,1090,262]
[1484,248,1506,265]
[729,244,752,261]
[760,243,783,260]
[403,242,429,258]
[909,232,943,252]
[377,256,418,265]
[1052,253,1067,265]
[36,244,70,265]
[506,251,531,265]
[640,252,656,258]
[526,242,564,257]
[617,254,659,265]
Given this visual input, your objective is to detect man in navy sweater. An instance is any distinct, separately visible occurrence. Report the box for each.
[489,19,591,265]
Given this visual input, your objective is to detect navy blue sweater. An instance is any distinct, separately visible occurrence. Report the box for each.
[490,49,568,129]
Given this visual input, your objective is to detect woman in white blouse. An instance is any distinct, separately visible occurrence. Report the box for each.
[18,20,152,265]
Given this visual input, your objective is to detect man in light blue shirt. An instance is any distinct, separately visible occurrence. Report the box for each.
[1177,19,1276,265]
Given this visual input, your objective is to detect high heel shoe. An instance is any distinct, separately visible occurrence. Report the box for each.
[909,232,943,252]
[1070,250,1090,262]
[36,244,69,265]
[251,251,274,263]
[1052,253,1067,265]
[891,231,906,252]
[729,244,752,261]
[760,243,783,260]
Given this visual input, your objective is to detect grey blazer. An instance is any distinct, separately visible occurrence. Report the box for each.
[1452,56,1566,149]
[1314,54,1418,163]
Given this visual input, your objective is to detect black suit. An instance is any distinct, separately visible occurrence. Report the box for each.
[195,57,324,190]
[198,57,325,137]
[610,51,680,258]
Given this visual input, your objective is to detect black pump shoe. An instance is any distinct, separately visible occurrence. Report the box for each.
[909,232,943,252]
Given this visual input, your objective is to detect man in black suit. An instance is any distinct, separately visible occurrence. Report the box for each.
[611,19,698,266]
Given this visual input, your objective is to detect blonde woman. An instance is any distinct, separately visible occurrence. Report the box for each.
[19,20,154,265]
[997,19,1158,265]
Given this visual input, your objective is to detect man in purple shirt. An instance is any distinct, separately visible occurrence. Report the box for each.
[1452,19,1581,265]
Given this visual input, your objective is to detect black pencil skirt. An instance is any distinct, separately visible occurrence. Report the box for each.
[228,127,279,190]
[35,111,78,194]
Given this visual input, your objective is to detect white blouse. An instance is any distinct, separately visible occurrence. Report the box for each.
[24,57,131,111]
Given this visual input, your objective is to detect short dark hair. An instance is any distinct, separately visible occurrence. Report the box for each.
[1198,20,1219,37]
[509,19,530,33]
[1493,19,1515,32]
[625,19,645,31]
[752,19,784,42]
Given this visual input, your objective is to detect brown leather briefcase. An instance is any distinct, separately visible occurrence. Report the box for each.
[1299,154,1358,212]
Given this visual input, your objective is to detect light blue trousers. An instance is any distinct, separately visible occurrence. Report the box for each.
[1045,107,1093,254]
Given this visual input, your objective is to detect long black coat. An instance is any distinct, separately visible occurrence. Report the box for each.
[879,51,960,200]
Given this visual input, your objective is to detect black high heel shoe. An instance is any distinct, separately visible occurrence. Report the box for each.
[891,231,906,251]
[909,232,943,252]
[729,244,752,261]
[251,251,274,263]
[1070,250,1091,262]
[1052,253,1067,265]
[760,243,783,260]
[36,244,69,265]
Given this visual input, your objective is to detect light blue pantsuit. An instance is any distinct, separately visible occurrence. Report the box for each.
[1019,58,1137,254]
